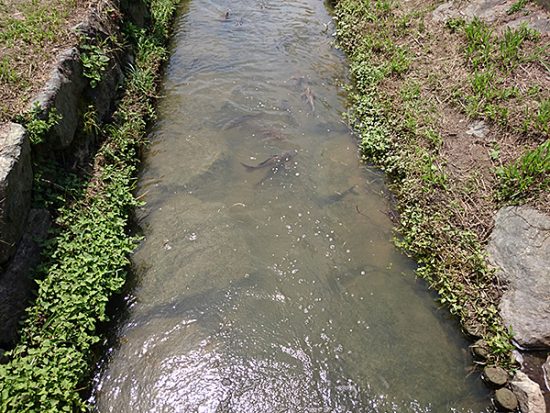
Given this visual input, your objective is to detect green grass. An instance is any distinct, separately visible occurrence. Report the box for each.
[498,139,550,203]
[0,0,180,411]
[464,18,494,69]
[457,19,544,128]
[507,0,529,15]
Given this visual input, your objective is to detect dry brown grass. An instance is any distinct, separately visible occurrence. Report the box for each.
[0,0,91,122]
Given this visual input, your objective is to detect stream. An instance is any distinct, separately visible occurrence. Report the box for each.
[92,0,494,411]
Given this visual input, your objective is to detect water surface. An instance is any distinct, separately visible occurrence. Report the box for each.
[94,0,493,411]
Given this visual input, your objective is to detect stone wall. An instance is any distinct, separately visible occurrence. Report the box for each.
[0,0,149,347]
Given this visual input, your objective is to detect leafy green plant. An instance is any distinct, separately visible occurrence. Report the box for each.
[80,39,110,88]
[16,103,62,145]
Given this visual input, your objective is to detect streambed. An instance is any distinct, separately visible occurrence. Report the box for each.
[93,0,493,411]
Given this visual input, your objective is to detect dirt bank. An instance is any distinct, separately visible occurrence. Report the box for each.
[333,0,549,409]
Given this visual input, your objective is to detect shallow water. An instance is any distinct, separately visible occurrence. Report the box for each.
[93,0,494,411]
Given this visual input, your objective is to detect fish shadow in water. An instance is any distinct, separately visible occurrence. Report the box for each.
[241,150,298,187]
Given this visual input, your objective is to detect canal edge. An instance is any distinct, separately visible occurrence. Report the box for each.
[331,0,550,411]
[0,0,183,410]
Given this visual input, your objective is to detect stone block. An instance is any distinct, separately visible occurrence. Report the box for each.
[32,47,86,149]
[0,209,51,346]
[0,123,32,265]
[487,206,550,349]
[510,371,546,413]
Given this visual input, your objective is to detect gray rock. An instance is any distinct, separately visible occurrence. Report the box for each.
[543,355,550,392]
[432,0,510,23]
[506,14,550,35]
[120,0,150,27]
[0,123,32,265]
[510,371,546,413]
[0,209,51,346]
[466,120,488,139]
[483,366,509,387]
[74,1,126,124]
[32,47,86,149]
[494,387,519,411]
[511,350,524,368]
[487,206,550,349]
[432,0,550,35]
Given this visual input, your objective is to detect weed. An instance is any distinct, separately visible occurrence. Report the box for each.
[83,105,100,137]
[532,98,550,135]
[446,17,465,33]
[507,0,529,15]
[79,39,111,88]
[499,24,540,69]
[464,18,494,68]
[0,57,19,84]
[489,143,501,161]
[497,139,550,202]
[16,103,62,145]
[388,46,411,75]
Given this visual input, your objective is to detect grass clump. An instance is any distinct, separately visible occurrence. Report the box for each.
[457,18,547,130]
[507,0,529,15]
[0,0,180,411]
[498,139,550,203]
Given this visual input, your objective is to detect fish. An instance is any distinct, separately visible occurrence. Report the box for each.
[240,150,296,171]
[221,113,262,130]
[301,86,316,112]
[241,150,298,186]
[316,185,358,206]
[258,127,289,142]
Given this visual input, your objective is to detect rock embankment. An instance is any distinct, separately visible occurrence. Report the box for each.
[0,0,149,347]
[487,206,550,412]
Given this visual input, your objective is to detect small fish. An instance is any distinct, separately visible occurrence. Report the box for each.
[301,86,316,112]
[317,185,358,206]
[221,113,262,130]
[258,127,289,142]
[241,150,296,171]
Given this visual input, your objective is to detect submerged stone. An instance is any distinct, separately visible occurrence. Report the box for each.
[483,366,509,387]
[471,339,490,360]
[494,387,518,411]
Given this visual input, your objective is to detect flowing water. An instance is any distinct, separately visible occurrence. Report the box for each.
[93,0,494,411]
